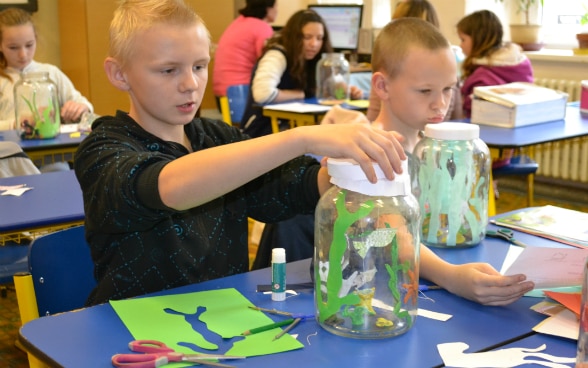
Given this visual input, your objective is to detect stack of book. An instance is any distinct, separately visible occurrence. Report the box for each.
[471,82,568,128]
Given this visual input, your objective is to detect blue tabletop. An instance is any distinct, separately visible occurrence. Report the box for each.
[0,170,84,232]
[0,129,85,151]
[477,104,588,149]
[19,227,569,368]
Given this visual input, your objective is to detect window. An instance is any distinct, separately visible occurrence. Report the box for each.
[541,1,586,49]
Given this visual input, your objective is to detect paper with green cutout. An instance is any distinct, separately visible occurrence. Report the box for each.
[110,288,303,365]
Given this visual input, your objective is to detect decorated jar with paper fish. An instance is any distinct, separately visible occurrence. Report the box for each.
[314,158,420,339]
[412,122,490,248]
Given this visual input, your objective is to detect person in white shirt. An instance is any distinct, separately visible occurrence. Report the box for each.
[0,7,93,130]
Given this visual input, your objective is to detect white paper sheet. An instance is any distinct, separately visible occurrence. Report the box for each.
[501,246,588,289]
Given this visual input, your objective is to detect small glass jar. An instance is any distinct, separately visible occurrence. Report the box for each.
[576,260,588,367]
[316,53,350,105]
[14,71,61,139]
[412,122,491,248]
[314,158,421,339]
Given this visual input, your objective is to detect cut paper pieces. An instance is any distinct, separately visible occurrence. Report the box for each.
[1,186,32,196]
[437,342,575,368]
[110,288,303,365]
[533,308,580,340]
[501,246,588,289]
[544,290,581,317]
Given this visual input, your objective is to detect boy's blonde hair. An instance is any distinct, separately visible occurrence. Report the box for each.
[110,0,209,68]
[0,7,35,81]
[372,18,449,79]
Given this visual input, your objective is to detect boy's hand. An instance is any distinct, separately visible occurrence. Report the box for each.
[442,263,534,306]
[320,105,369,125]
[297,122,406,183]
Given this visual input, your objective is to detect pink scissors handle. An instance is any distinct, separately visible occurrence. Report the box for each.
[128,340,174,354]
[111,352,174,368]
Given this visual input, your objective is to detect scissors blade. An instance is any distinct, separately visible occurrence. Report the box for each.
[182,359,237,368]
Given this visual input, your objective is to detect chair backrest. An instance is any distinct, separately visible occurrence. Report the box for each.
[226,84,250,125]
[0,141,40,178]
[28,226,96,316]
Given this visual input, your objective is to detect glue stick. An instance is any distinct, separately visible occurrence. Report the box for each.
[271,248,286,301]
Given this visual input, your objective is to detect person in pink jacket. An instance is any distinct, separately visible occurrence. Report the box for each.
[212,0,277,107]
[457,9,534,118]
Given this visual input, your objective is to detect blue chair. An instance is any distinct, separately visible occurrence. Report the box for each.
[492,154,539,207]
[219,84,250,126]
[13,225,95,368]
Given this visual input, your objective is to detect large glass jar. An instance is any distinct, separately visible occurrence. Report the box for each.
[316,53,350,105]
[413,122,491,248]
[14,71,61,139]
[314,158,421,339]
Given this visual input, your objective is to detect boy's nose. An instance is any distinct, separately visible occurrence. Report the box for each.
[180,72,199,92]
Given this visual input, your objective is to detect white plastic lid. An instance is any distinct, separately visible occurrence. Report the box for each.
[327,158,410,197]
[424,122,479,140]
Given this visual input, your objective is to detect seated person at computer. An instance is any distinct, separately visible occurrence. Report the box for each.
[241,9,362,138]
[0,7,93,130]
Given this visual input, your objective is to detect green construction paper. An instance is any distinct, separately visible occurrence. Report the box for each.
[110,288,303,365]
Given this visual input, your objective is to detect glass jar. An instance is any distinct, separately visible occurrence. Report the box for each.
[413,122,491,248]
[576,260,588,368]
[314,158,420,339]
[14,71,61,139]
[316,53,350,105]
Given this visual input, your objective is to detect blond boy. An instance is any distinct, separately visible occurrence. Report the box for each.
[73,0,405,305]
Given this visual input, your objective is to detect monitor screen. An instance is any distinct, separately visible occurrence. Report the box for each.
[307,5,363,51]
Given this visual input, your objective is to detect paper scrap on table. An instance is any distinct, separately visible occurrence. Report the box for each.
[533,308,579,340]
[1,186,32,196]
[544,290,581,317]
[500,245,588,289]
[371,298,452,321]
[263,102,331,113]
[437,342,575,368]
[0,184,25,191]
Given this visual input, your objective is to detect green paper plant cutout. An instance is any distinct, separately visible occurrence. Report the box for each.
[20,90,60,139]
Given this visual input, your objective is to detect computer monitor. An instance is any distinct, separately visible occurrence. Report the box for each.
[307,4,363,51]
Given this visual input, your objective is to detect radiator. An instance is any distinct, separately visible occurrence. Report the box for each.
[522,79,588,182]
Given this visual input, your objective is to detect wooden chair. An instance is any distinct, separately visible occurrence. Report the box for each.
[219,84,250,126]
[13,225,95,368]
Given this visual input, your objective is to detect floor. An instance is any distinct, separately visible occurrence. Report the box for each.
[2,174,588,368]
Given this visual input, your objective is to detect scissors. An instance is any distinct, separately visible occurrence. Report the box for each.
[486,228,527,248]
[111,340,245,368]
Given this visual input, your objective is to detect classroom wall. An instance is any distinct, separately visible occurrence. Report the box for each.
[31,0,588,116]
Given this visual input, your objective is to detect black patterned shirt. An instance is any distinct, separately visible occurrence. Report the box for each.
[74,111,320,305]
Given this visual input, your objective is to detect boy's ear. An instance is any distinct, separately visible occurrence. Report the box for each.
[104,57,130,91]
[371,72,389,100]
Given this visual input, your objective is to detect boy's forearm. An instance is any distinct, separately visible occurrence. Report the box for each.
[159,129,308,210]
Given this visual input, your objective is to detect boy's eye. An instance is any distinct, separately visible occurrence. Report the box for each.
[162,68,175,74]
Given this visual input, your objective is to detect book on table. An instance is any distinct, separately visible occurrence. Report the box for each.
[470,82,568,128]
[491,205,588,248]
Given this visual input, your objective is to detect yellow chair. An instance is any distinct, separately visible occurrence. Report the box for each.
[13,226,95,368]
[490,148,538,209]
[219,84,250,126]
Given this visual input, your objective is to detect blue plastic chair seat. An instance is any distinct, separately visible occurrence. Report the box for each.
[492,155,539,176]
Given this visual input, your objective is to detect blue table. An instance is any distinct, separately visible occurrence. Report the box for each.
[477,104,588,149]
[0,129,86,166]
[17,223,575,368]
[0,170,84,244]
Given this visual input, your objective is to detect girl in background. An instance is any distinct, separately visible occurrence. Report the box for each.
[457,9,534,118]
[212,0,277,107]
[241,9,362,138]
[0,7,93,129]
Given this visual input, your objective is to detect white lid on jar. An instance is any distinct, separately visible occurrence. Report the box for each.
[424,122,479,140]
[327,158,410,197]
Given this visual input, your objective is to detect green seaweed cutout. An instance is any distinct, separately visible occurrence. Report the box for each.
[20,84,60,139]
[317,190,374,323]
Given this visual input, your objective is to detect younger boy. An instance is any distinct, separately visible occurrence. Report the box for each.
[369,18,534,304]
[73,0,405,305]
